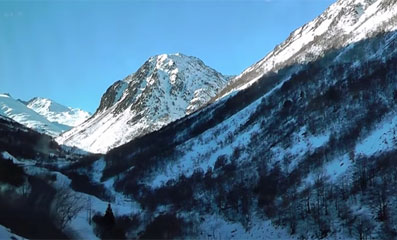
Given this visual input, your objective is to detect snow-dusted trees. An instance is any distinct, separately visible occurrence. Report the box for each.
[50,187,85,230]
[354,214,375,240]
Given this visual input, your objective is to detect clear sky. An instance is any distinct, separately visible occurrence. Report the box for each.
[0,0,335,113]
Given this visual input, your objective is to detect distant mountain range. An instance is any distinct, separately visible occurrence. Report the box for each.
[0,94,90,136]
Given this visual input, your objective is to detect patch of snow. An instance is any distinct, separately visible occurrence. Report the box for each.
[113,81,129,105]
[302,153,353,189]
[1,151,18,162]
[355,113,397,156]
[271,126,330,172]
[324,154,352,182]
[0,224,26,240]
[91,157,106,182]
[198,214,294,240]
[1,151,36,166]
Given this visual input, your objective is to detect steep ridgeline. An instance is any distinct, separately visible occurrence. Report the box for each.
[27,97,91,127]
[57,53,228,153]
[0,94,70,136]
[216,0,397,100]
[69,0,397,239]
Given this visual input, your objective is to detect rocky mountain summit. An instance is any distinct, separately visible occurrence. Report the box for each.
[57,53,228,153]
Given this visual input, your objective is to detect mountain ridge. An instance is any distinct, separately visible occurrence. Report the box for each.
[215,0,397,100]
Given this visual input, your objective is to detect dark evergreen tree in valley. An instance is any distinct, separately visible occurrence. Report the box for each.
[104,203,115,227]
[93,203,126,239]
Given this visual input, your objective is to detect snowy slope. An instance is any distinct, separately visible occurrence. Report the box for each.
[0,225,26,240]
[57,53,228,153]
[27,97,91,127]
[216,0,397,99]
[0,94,70,136]
[96,0,397,238]
[103,36,397,239]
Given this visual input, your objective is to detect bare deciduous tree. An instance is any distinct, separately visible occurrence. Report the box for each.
[51,187,86,230]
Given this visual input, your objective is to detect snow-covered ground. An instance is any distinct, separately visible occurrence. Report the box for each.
[300,112,397,191]
[271,126,330,172]
[0,224,26,240]
[324,154,352,183]
[355,113,397,156]
[198,214,294,240]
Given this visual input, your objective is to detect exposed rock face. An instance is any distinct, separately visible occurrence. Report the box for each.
[57,53,228,153]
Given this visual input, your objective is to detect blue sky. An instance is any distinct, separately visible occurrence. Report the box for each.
[0,0,335,113]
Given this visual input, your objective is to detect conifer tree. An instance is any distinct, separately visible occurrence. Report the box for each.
[103,203,115,227]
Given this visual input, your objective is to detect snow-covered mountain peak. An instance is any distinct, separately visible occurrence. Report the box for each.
[27,97,91,127]
[96,53,224,114]
[28,97,70,113]
[141,53,217,87]
[57,53,228,153]
[217,0,397,100]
